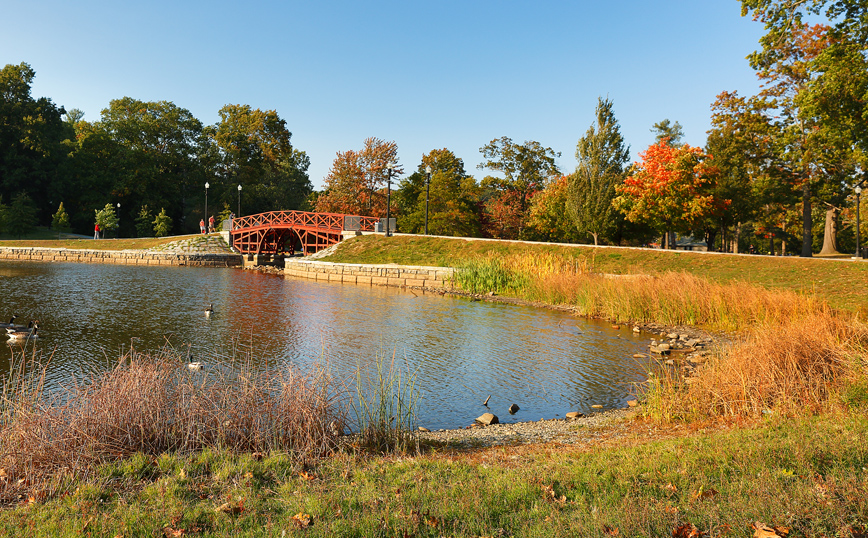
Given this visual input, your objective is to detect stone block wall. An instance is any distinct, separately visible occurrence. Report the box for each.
[283,259,454,289]
[0,247,242,267]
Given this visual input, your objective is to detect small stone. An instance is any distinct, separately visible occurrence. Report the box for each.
[476,412,499,426]
[565,411,584,419]
[627,400,639,407]
[633,326,641,333]
[508,403,520,414]
[664,359,675,365]
[591,404,603,409]
[657,343,671,351]
[679,334,689,340]
[667,332,678,339]
[611,324,620,330]
[418,426,430,432]
[633,353,645,358]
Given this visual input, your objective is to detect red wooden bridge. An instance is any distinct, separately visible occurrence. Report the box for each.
[230,210,381,255]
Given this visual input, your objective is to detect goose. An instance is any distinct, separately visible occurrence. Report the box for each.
[205,303,214,318]
[7,321,38,340]
[5,319,34,334]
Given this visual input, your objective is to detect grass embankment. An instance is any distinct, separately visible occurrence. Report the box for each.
[0,227,210,251]
[325,235,868,313]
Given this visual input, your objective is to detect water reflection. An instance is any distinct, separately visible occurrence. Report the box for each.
[0,261,649,430]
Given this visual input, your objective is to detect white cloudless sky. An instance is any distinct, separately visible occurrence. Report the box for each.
[3,0,765,189]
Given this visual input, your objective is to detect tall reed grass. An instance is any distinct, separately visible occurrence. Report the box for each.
[0,346,345,503]
[643,313,868,421]
[457,253,828,332]
[352,352,419,454]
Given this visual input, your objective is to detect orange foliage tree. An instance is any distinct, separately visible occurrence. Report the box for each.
[315,137,402,216]
[613,141,722,247]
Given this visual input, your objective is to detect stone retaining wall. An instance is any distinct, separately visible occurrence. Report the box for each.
[0,246,242,267]
[283,258,454,289]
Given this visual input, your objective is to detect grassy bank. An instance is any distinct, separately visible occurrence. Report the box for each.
[0,233,204,251]
[323,235,868,313]
[1,413,866,537]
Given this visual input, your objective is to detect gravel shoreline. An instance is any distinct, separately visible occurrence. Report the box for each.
[416,408,638,448]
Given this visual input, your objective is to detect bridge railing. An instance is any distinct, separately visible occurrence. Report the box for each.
[232,210,380,232]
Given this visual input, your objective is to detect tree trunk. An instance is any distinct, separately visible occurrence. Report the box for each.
[819,206,840,255]
[769,235,775,255]
[704,228,717,252]
[591,232,599,246]
[801,182,813,257]
[733,222,741,253]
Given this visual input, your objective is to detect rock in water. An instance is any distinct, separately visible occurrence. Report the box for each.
[476,412,499,426]
[508,403,520,414]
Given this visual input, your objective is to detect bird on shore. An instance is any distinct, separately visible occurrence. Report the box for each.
[205,303,214,318]
[7,321,38,340]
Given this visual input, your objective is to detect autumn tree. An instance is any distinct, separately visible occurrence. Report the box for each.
[613,141,721,248]
[567,97,630,245]
[315,138,402,217]
[478,137,560,239]
[526,175,583,243]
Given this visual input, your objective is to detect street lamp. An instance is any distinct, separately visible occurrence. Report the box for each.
[857,184,863,259]
[204,182,210,229]
[237,184,242,218]
[385,162,394,237]
[425,165,432,235]
[116,203,121,238]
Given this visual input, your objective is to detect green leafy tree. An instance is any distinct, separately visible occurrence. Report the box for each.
[651,119,684,146]
[135,205,154,237]
[526,175,583,243]
[153,208,172,237]
[208,104,311,216]
[567,97,631,245]
[94,203,119,237]
[0,63,72,223]
[51,202,71,238]
[0,195,7,234]
[397,149,481,236]
[478,137,560,239]
[6,192,38,238]
[217,202,233,231]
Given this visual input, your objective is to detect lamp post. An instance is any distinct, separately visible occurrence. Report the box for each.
[385,162,394,237]
[425,165,432,235]
[116,203,121,238]
[237,184,242,218]
[857,184,863,259]
[204,182,210,229]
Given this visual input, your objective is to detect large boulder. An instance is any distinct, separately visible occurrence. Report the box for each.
[476,412,499,426]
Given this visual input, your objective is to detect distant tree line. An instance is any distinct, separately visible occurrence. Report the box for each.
[3,1,867,254]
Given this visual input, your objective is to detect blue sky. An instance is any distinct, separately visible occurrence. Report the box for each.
[3,0,764,189]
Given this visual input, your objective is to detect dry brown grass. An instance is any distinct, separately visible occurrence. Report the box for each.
[0,346,345,502]
[645,312,868,421]
[532,271,829,332]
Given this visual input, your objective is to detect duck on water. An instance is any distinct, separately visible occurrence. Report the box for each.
[7,321,38,340]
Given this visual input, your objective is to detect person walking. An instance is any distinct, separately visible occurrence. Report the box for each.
[208,215,215,233]
[94,223,100,240]
[199,218,206,234]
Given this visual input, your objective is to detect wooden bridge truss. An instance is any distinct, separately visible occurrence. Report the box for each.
[230,211,380,255]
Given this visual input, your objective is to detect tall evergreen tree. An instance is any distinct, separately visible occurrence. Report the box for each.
[651,119,684,146]
[567,97,630,245]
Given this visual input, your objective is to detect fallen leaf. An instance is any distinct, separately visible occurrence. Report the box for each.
[292,512,313,528]
[693,488,718,501]
[672,523,705,538]
[163,528,186,537]
[603,523,620,536]
[299,471,317,481]
[751,522,788,538]
[215,500,244,515]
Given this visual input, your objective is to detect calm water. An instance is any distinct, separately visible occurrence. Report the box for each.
[0,261,650,430]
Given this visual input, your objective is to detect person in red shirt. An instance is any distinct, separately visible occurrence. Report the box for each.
[94,223,100,240]
[208,215,215,233]
[200,219,206,234]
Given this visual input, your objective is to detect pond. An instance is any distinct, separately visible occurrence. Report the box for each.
[0,261,651,430]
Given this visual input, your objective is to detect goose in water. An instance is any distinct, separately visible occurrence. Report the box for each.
[205,303,214,318]
[0,315,20,330]
[7,321,38,340]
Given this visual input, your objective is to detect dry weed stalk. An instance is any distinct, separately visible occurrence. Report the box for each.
[0,346,345,503]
